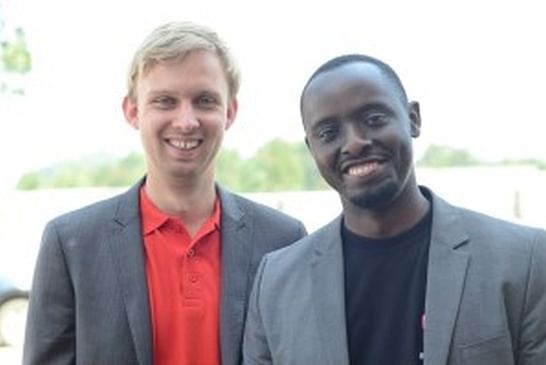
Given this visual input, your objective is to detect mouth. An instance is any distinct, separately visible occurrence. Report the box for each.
[341,157,387,178]
[345,161,380,177]
[165,138,202,151]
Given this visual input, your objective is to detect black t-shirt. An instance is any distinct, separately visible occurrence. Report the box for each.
[342,209,432,365]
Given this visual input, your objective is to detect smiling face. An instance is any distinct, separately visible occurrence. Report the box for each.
[302,61,421,211]
[123,50,237,184]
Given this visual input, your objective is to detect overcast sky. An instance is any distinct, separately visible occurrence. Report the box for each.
[1,0,545,189]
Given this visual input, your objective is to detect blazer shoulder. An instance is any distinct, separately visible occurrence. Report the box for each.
[53,193,121,221]
[223,190,305,228]
[429,189,544,252]
[46,189,133,236]
[438,201,546,274]
[456,205,544,246]
[263,218,340,267]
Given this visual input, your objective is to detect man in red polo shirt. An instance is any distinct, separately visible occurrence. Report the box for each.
[23,22,306,365]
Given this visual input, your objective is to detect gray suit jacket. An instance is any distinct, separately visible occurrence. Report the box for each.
[23,181,306,365]
[243,188,546,365]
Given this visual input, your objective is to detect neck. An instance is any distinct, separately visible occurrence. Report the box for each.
[342,184,430,239]
[144,173,217,236]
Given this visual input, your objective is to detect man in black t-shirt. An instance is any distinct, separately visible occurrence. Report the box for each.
[242,54,546,365]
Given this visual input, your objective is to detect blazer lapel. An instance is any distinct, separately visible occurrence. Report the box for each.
[218,187,251,365]
[310,217,350,365]
[109,181,153,365]
[424,191,470,365]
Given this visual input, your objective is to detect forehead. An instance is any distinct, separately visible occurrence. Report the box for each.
[302,62,401,125]
[137,50,229,96]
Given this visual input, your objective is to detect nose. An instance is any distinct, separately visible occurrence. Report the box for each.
[172,101,200,133]
[341,124,372,156]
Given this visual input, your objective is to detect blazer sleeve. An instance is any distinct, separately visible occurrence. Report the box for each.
[23,220,76,365]
[243,255,273,365]
[517,229,546,365]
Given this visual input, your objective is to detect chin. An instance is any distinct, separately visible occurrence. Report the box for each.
[348,181,400,209]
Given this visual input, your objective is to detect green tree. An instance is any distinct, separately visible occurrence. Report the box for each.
[16,153,146,190]
[1,27,31,74]
[16,140,329,192]
[217,139,327,192]
[1,9,32,95]
[418,144,480,167]
[244,139,304,191]
[216,148,245,190]
[296,142,328,190]
[498,158,546,170]
[16,171,41,190]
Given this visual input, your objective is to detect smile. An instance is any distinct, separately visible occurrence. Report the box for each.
[345,161,381,177]
[166,138,201,150]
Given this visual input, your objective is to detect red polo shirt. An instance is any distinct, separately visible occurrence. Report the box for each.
[140,187,222,365]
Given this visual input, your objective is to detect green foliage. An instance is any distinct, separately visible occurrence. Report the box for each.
[16,140,328,192]
[216,139,327,192]
[1,13,32,94]
[1,27,31,74]
[417,144,480,167]
[497,158,546,170]
[16,152,146,190]
[215,148,245,189]
[17,141,546,191]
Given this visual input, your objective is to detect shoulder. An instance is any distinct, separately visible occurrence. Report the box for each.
[218,187,305,229]
[429,188,546,258]
[458,206,542,240]
[46,187,135,235]
[262,217,341,269]
[459,207,545,266]
[444,198,543,245]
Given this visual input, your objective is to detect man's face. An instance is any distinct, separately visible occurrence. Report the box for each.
[302,62,420,210]
[123,50,237,182]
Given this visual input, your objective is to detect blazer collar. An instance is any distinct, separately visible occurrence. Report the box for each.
[113,178,144,227]
[217,184,244,222]
[217,185,252,365]
[310,217,351,365]
[110,178,153,365]
[423,187,470,365]
[312,215,344,256]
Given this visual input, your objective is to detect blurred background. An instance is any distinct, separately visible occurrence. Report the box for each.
[1,0,545,362]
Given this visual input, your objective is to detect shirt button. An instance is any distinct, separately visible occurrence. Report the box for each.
[189,274,199,283]
[187,248,196,258]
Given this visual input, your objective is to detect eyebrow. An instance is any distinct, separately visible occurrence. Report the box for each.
[353,102,393,114]
[144,87,223,101]
[146,89,179,98]
[309,118,338,134]
[311,101,392,124]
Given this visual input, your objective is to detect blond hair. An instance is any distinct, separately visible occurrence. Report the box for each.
[126,21,240,101]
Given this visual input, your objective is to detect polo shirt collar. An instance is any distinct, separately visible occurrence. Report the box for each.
[139,186,221,236]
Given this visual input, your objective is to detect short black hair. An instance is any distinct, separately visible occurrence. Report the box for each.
[300,54,408,114]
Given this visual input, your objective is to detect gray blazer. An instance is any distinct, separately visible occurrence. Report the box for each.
[23,181,306,365]
[243,188,546,365]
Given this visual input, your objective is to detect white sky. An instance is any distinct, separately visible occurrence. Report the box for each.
[1,0,545,189]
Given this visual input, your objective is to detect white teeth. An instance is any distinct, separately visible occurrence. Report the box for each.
[169,139,199,150]
[347,162,379,176]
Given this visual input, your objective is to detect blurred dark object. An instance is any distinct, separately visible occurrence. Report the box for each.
[0,276,29,347]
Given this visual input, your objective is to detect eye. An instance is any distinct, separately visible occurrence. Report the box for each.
[152,95,177,110]
[363,113,388,127]
[195,94,218,108]
[315,125,339,143]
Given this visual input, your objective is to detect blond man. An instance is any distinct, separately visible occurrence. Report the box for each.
[23,22,306,365]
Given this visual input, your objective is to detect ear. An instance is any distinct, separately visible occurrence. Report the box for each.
[224,98,238,130]
[408,101,421,138]
[122,95,139,130]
